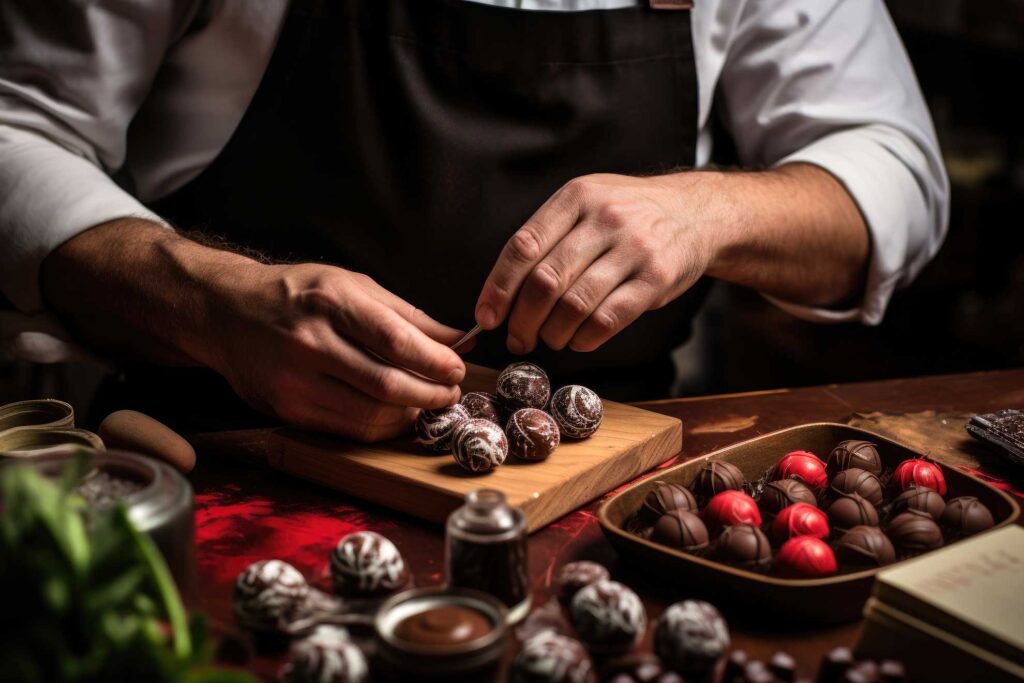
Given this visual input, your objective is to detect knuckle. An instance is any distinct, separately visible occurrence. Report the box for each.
[563,176,593,203]
[592,308,620,335]
[379,322,412,358]
[527,263,561,297]
[559,289,592,319]
[508,226,543,263]
[596,201,628,227]
[371,368,402,399]
[637,262,673,289]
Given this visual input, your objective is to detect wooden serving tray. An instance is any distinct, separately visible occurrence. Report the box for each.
[194,365,682,533]
[598,423,1021,624]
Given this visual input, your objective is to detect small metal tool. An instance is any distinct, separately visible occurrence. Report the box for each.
[449,324,482,351]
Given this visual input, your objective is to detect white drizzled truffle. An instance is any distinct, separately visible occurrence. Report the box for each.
[280,625,369,683]
[569,580,646,654]
[329,531,409,597]
[415,404,471,453]
[653,600,730,678]
[549,385,603,439]
[506,407,560,461]
[497,362,551,410]
[511,630,596,683]
[451,418,509,473]
[233,559,309,632]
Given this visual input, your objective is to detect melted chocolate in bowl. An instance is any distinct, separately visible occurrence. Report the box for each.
[394,604,492,646]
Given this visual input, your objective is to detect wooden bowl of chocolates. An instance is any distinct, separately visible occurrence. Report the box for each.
[598,423,1021,624]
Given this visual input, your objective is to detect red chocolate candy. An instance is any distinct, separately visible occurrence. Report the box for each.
[771,503,830,544]
[774,536,838,578]
[891,458,947,496]
[704,490,762,534]
[771,451,828,489]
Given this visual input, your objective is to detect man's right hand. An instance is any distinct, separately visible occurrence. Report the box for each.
[41,219,466,441]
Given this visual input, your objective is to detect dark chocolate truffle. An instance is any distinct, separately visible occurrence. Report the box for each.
[830,468,884,507]
[570,580,646,654]
[886,509,944,557]
[827,440,883,476]
[639,482,698,527]
[818,647,855,683]
[550,385,604,439]
[889,486,945,520]
[233,559,309,632]
[511,630,596,683]
[940,496,995,539]
[497,362,551,410]
[460,391,505,425]
[653,600,730,679]
[712,523,772,570]
[281,625,368,683]
[415,404,471,453]
[691,460,745,500]
[650,510,710,552]
[555,561,610,606]
[835,525,896,568]
[451,417,509,473]
[602,654,683,683]
[507,408,561,461]
[769,651,797,682]
[329,531,409,597]
[759,479,817,517]
[827,494,879,536]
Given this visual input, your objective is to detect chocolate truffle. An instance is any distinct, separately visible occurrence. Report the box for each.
[511,630,596,683]
[280,625,368,683]
[650,510,710,552]
[550,385,604,439]
[769,651,797,682]
[759,479,818,517]
[555,561,610,606]
[771,451,828,489]
[827,494,879,536]
[771,502,830,544]
[712,523,772,571]
[704,490,762,534]
[415,403,471,453]
[827,440,883,477]
[886,509,944,557]
[830,468,884,507]
[451,417,509,473]
[329,531,409,597]
[460,391,505,425]
[835,525,896,568]
[691,460,745,500]
[570,580,647,654]
[601,654,683,683]
[233,559,309,632]
[639,482,698,527]
[507,408,561,461]
[725,650,749,681]
[774,536,838,578]
[653,600,730,679]
[889,486,945,520]
[890,458,947,496]
[818,647,855,683]
[497,362,551,410]
[941,496,995,539]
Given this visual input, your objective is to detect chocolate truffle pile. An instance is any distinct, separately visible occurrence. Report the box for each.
[723,646,905,683]
[415,362,605,474]
[628,441,997,578]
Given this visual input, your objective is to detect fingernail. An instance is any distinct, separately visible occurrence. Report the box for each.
[507,335,525,354]
[477,304,496,328]
[446,368,464,385]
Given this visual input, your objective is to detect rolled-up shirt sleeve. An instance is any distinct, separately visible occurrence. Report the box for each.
[0,1,188,312]
[716,0,949,324]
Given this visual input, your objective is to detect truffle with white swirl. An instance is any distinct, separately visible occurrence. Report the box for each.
[451,418,509,473]
[329,531,410,597]
[549,385,603,439]
[569,579,646,655]
[415,403,471,453]
[280,625,369,683]
[233,559,309,632]
[653,600,730,679]
[460,391,506,425]
[506,407,561,461]
[497,362,551,410]
[511,630,596,683]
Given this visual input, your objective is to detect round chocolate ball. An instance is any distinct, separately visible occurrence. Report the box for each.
[712,523,772,571]
[281,625,368,683]
[691,461,745,500]
[886,509,944,557]
[550,385,604,439]
[460,391,505,425]
[233,559,309,632]
[835,525,896,568]
[650,510,710,552]
[653,600,730,679]
[890,458,947,495]
[451,418,509,473]
[415,403,471,453]
[601,654,682,683]
[774,536,838,578]
[771,451,828,489]
[639,482,698,527]
[759,479,817,518]
[506,408,561,461]
[890,485,946,520]
[941,496,995,540]
[827,494,879,536]
[511,630,596,683]
[556,561,611,606]
[329,531,409,597]
[826,440,883,476]
[497,362,551,410]
[830,468,884,507]
[771,502,829,544]
[704,490,762,535]
[570,580,647,655]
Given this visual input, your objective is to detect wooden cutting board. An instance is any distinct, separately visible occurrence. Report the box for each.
[192,364,682,532]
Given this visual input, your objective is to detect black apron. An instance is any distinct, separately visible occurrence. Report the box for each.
[101,0,706,430]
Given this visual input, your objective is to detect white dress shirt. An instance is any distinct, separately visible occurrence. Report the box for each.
[0,0,949,362]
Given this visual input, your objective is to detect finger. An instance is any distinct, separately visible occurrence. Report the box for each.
[475,179,588,329]
[284,391,417,442]
[538,253,631,351]
[306,373,413,426]
[363,284,467,346]
[504,222,610,354]
[569,279,660,352]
